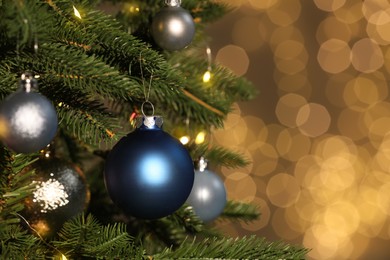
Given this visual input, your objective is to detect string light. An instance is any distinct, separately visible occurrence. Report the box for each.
[179,135,190,145]
[203,47,213,83]
[73,6,82,19]
[203,70,211,83]
[195,131,206,144]
[124,3,140,14]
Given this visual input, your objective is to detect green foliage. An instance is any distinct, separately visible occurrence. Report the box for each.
[53,214,142,259]
[191,142,249,169]
[0,0,309,259]
[0,153,44,259]
[0,153,38,224]
[0,224,44,260]
[153,235,309,259]
[221,200,260,222]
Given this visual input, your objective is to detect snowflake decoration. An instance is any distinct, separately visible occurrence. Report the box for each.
[32,178,69,213]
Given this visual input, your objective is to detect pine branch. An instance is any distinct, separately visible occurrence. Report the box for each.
[0,224,44,260]
[47,0,240,128]
[0,153,39,223]
[191,142,249,169]
[47,0,183,87]
[11,44,143,102]
[56,104,120,145]
[0,64,18,100]
[0,153,44,259]
[169,50,257,104]
[183,0,233,24]
[0,0,55,50]
[221,201,260,222]
[143,205,205,249]
[54,214,141,259]
[152,235,309,259]
[164,50,256,127]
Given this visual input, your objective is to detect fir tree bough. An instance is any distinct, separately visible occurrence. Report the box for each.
[0,0,308,259]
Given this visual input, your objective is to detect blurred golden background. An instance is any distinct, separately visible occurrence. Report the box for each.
[206,0,390,259]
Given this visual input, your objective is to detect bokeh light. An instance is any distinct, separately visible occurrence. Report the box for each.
[316,16,352,44]
[313,0,345,12]
[215,45,249,76]
[266,0,301,26]
[210,0,390,258]
[351,38,384,73]
[296,103,331,137]
[317,39,351,73]
[232,17,265,52]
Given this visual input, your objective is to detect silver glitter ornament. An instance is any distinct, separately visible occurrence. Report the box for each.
[151,3,195,51]
[22,157,90,238]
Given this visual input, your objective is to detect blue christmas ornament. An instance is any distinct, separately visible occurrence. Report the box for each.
[187,157,226,222]
[104,115,194,219]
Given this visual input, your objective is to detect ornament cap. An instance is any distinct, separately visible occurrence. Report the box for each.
[20,73,38,93]
[165,0,181,7]
[195,156,208,172]
[135,115,163,129]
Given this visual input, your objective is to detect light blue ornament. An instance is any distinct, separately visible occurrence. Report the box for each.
[187,157,226,222]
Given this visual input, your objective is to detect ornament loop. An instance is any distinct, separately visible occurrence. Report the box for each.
[141,101,155,117]
[165,0,181,7]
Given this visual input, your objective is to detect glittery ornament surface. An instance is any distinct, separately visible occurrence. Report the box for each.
[32,178,69,213]
[22,158,89,237]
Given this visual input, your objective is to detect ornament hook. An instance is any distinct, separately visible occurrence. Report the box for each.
[139,51,155,117]
[20,72,37,93]
[165,0,181,7]
[198,156,208,172]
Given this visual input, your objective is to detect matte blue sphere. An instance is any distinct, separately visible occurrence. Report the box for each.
[187,169,226,222]
[104,117,194,219]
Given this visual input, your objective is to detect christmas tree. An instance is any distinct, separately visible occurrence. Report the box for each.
[0,0,308,259]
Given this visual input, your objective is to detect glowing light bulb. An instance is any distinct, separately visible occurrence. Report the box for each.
[180,135,190,145]
[195,131,206,144]
[124,3,140,13]
[203,70,211,83]
[129,6,140,13]
[73,6,81,19]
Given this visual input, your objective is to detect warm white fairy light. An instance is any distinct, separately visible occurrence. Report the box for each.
[195,131,206,144]
[32,177,69,213]
[179,135,190,145]
[203,70,211,83]
[73,6,81,19]
[203,47,213,83]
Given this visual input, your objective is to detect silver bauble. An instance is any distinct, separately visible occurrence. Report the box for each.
[151,6,195,51]
[187,169,227,222]
[0,90,58,153]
